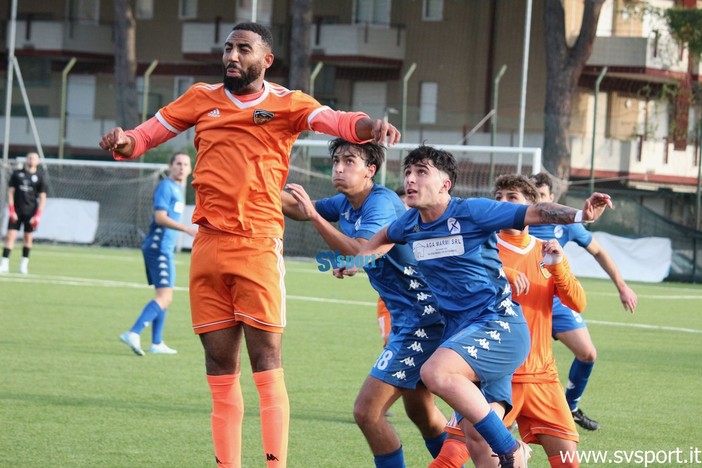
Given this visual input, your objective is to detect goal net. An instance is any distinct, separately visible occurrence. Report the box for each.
[1,158,167,247]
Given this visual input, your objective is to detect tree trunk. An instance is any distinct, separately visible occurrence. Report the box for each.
[113,0,139,129]
[543,0,604,182]
[288,0,312,92]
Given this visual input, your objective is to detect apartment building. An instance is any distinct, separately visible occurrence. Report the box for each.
[0,0,699,219]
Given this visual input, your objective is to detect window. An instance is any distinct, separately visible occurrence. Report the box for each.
[236,0,273,25]
[174,76,194,99]
[419,82,438,124]
[423,0,443,21]
[354,0,391,26]
[179,0,197,20]
[68,0,99,25]
[136,0,154,20]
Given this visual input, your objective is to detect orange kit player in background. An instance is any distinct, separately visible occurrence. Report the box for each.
[99,22,399,468]
[432,174,585,468]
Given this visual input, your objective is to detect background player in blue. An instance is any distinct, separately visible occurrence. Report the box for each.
[120,152,198,356]
[343,145,613,467]
[528,172,637,431]
[282,139,448,468]
[1,152,47,275]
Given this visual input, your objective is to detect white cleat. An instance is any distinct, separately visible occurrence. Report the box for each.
[120,332,145,356]
[149,342,178,355]
[0,259,9,274]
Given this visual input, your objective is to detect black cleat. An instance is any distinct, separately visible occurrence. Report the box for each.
[572,408,600,431]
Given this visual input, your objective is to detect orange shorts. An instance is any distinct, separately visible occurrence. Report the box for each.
[376,297,391,346]
[189,228,286,334]
[503,380,579,445]
[445,379,579,446]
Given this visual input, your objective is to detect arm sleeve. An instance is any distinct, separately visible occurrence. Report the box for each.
[114,117,178,160]
[314,197,341,222]
[567,223,593,248]
[547,256,587,312]
[309,108,371,143]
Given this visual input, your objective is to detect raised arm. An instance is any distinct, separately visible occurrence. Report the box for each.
[542,239,587,313]
[524,192,613,226]
[99,117,177,160]
[585,238,637,313]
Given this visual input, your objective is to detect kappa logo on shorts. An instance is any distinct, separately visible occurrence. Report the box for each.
[253,109,275,124]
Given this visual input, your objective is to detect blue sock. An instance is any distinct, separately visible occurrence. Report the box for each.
[374,445,405,468]
[566,358,594,411]
[424,432,447,458]
[473,410,518,456]
[129,300,161,335]
[151,307,167,345]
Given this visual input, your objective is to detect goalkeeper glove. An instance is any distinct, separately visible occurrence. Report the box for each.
[30,209,42,229]
[9,204,18,223]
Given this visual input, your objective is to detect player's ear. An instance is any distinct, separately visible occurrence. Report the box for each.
[263,51,274,69]
[367,164,377,179]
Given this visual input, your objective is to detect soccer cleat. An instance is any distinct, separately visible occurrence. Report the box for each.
[19,258,29,275]
[0,259,8,274]
[149,342,178,355]
[497,441,531,468]
[120,332,145,356]
[572,408,600,431]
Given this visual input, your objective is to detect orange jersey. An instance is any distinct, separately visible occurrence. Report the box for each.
[497,231,586,383]
[156,81,330,238]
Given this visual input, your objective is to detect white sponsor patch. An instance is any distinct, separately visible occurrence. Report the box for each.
[412,235,464,260]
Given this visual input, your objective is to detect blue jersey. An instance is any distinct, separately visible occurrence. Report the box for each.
[528,223,592,249]
[142,178,186,254]
[386,197,529,330]
[315,185,444,329]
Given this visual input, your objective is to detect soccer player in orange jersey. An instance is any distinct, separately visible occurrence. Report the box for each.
[99,22,399,468]
[431,174,584,468]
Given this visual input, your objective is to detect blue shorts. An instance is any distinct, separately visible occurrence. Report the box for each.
[552,296,587,336]
[441,315,530,407]
[142,249,175,289]
[369,322,445,390]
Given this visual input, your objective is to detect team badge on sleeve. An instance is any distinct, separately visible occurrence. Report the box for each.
[253,109,274,124]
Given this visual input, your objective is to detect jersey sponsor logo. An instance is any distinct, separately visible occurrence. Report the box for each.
[412,235,464,261]
[207,108,221,118]
[253,109,274,124]
[447,217,461,234]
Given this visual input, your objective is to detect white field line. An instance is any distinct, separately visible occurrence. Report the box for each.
[2,274,701,334]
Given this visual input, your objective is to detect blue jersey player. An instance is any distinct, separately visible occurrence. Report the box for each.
[344,145,613,467]
[282,139,448,468]
[529,172,637,431]
[120,152,198,356]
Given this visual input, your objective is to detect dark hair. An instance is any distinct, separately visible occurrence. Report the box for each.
[169,152,190,165]
[328,138,385,181]
[402,145,457,193]
[529,172,553,193]
[494,174,539,204]
[232,22,274,50]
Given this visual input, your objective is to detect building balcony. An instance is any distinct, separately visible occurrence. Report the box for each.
[181,21,289,62]
[7,19,114,58]
[588,35,701,81]
[310,22,406,68]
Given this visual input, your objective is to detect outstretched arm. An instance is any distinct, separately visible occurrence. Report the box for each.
[542,239,587,313]
[99,117,177,160]
[524,192,613,226]
[585,238,637,313]
[283,183,366,255]
[337,226,395,277]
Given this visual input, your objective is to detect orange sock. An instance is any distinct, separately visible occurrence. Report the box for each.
[253,368,289,467]
[549,453,579,468]
[428,438,471,468]
[207,374,244,468]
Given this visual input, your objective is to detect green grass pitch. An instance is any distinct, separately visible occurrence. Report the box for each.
[1,244,701,467]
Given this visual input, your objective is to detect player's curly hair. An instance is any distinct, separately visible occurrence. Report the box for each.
[328,138,386,181]
[493,174,539,204]
[529,172,553,193]
[402,145,457,193]
[232,22,274,50]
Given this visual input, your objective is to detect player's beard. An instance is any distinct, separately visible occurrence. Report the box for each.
[223,63,263,93]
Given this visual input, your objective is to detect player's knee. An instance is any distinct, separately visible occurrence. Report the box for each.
[353,400,378,428]
[576,346,596,362]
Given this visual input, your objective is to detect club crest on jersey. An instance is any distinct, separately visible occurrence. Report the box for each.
[447,217,460,234]
[253,109,274,124]
[539,261,552,279]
